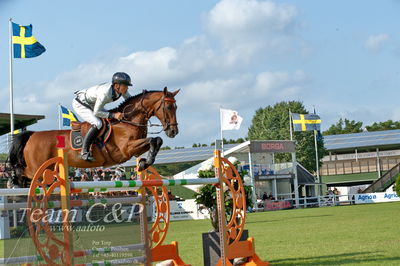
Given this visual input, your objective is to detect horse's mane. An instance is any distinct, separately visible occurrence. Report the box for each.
[109,90,160,113]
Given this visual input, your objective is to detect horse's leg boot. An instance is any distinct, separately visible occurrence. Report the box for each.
[79,125,99,162]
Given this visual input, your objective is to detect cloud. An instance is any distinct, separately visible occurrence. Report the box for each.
[365,34,390,52]
[8,0,310,147]
[206,0,301,63]
[207,0,297,37]
[254,70,308,99]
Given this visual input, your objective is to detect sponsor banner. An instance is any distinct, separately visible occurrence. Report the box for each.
[152,199,209,221]
[264,200,292,211]
[250,140,295,153]
[354,192,400,204]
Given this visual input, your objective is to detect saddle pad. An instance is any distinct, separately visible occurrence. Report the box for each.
[71,130,84,150]
[70,122,112,150]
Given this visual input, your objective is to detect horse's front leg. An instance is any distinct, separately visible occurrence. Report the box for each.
[142,137,163,169]
[125,137,163,171]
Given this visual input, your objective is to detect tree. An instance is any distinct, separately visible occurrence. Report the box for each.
[365,120,400,132]
[192,143,208,147]
[0,153,8,162]
[160,146,171,150]
[210,138,248,146]
[323,118,363,135]
[194,157,253,231]
[247,101,326,173]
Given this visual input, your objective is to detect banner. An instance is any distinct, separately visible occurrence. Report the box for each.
[354,192,400,204]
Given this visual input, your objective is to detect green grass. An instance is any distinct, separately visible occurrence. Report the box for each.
[1,202,400,265]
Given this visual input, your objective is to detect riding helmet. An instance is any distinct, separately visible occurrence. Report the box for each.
[112,72,132,86]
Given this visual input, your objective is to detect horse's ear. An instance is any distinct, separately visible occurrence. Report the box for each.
[172,89,180,97]
[163,87,168,94]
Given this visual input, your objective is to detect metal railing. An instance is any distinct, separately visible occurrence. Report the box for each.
[363,162,400,193]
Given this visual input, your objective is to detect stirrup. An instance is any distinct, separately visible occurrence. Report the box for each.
[79,151,95,162]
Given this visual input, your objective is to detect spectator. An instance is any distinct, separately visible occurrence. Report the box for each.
[74,168,82,181]
[93,174,100,182]
[262,192,268,201]
[80,173,87,182]
[100,171,106,180]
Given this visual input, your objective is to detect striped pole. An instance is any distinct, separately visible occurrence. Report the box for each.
[68,178,220,190]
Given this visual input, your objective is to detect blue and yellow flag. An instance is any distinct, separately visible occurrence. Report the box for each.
[10,127,26,135]
[61,105,79,126]
[12,22,46,58]
[292,113,321,132]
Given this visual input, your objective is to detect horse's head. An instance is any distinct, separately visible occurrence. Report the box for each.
[153,87,180,138]
[117,88,180,138]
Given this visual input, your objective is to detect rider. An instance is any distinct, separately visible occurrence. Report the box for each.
[72,72,133,162]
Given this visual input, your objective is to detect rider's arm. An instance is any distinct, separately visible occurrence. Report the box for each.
[93,93,112,118]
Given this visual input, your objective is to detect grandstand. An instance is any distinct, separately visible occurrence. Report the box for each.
[321,129,400,193]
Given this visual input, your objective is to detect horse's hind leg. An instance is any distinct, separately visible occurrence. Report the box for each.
[135,137,163,171]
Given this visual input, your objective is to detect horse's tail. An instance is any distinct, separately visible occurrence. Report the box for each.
[8,131,34,187]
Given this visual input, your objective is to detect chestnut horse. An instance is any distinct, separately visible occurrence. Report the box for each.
[8,87,179,187]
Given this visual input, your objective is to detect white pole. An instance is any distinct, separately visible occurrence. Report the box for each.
[9,18,15,143]
[292,151,299,208]
[376,148,381,179]
[219,107,224,156]
[289,110,293,141]
[289,110,299,207]
[248,151,257,209]
[58,103,61,130]
[314,130,321,207]
[314,130,320,183]
[9,19,18,228]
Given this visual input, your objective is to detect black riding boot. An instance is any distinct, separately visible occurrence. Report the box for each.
[79,125,99,162]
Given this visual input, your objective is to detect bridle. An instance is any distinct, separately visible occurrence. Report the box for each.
[119,92,178,134]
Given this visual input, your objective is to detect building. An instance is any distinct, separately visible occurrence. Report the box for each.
[320,129,400,193]
[123,140,317,208]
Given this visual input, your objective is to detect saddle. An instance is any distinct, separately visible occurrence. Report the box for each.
[70,119,112,150]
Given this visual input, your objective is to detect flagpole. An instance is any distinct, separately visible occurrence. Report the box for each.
[219,106,224,156]
[314,129,320,183]
[289,109,293,141]
[9,18,15,145]
[58,103,61,130]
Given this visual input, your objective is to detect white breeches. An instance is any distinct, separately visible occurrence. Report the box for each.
[72,99,103,129]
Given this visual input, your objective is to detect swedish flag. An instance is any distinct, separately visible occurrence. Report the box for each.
[292,113,321,132]
[12,22,46,58]
[10,127,26,135]
[61,105,79,126]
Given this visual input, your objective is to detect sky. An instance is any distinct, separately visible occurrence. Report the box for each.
[1,0,400,152]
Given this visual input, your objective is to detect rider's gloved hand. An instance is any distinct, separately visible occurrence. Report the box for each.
[112,112,123,120]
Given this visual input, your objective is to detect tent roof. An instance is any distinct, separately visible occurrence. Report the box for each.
[0,113,45,136]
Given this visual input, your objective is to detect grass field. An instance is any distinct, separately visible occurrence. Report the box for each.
[1,202,399,265]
